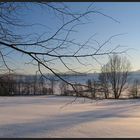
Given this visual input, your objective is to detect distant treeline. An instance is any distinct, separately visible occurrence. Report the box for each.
[0,73,54,96]
[0,72,140,99]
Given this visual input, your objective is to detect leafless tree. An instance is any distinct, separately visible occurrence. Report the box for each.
[49,77,55,95]
[0,73,16,95]
[33,74,37,95]
[39,76,45,95]
[129,79,139,98]
[86,79,96,99]
[0,2,128,99]
[102,54,131,99]
[59,81,68,96]
[98,65,109,99]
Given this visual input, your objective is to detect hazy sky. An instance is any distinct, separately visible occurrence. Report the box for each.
[3,2,140,74]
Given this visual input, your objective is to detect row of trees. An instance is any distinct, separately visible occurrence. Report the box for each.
[87,54,140,99]
[0,74,54,96]
[59,54,140,99]
[0,54,139,99]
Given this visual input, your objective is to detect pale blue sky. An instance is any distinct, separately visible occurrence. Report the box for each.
[3,2,140,74]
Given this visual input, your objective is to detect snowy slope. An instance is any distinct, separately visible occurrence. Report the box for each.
[0,95,140,138]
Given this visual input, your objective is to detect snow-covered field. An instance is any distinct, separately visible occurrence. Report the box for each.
[0,95,140,138]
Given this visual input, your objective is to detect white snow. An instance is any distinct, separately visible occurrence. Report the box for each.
[0,95,140,138]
